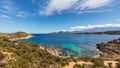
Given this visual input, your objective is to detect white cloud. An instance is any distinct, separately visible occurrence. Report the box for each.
[16,12,32,18]
[40,0,78,15]
[40,0,113,16]
[76,9,112,14]
[0,14,11,20]
[1,0,18,14]
[79,0,113,10]
[71,24,120,31]
[0,0,34,18]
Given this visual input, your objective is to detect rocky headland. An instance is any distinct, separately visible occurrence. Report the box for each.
[97,38,120,60]
[0,32,32,41]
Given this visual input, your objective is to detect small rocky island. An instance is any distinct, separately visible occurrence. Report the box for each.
[97,38,120,60]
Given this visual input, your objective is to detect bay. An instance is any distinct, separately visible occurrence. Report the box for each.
[22,34,120,57]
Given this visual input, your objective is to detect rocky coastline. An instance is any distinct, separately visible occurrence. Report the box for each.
[8,35,32,41]
[39,45,66,58]
[0,32,120,68]
[97,38,120,60]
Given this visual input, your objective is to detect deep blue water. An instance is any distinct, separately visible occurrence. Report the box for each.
[22,34,120,57]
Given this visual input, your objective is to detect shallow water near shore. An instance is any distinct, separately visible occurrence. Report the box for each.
[22,34,120,57]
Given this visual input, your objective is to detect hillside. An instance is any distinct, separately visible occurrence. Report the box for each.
[77,30,120,35]
[0,32,70,68]
[52,30,120,35]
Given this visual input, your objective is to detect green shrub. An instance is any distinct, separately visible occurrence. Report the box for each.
[74,64,82,68]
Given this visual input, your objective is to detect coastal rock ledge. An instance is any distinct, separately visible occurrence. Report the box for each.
[97,38,120,60]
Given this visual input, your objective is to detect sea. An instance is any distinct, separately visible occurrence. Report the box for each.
[22,33,120,57]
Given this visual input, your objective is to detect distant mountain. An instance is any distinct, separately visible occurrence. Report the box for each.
[79,27,120,32]
[49,31,73,34]
[51,27,120,34]
[77,30,120,35]
[75,27,120,35]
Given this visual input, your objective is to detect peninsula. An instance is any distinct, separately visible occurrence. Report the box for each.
[0,32,32,41]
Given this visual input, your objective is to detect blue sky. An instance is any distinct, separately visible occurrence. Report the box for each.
[0,0,120,33]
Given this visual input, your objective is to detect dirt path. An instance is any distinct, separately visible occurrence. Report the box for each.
[63,61,93,68]
[104,61,119,68]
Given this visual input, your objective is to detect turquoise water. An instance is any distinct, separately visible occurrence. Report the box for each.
[61,43,85,57]
[22,34,120,57]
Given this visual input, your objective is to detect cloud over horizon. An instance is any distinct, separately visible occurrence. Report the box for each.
[70,24,120,31]
[40,0,113,16]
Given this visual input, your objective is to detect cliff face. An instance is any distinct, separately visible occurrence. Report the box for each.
[97,38,120,60]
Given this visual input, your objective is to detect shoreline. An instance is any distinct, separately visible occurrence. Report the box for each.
[39,45,100,58]
[0,32,120,68]
[8,35,32,41]
[0,32,33,42]
[6,32,119,60]
[39,45,67,58]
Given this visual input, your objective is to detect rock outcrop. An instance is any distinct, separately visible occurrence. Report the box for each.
[97,38,120,60]
[39,46,66,58]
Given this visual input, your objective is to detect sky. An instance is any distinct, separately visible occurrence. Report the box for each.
[0,0,120,33]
